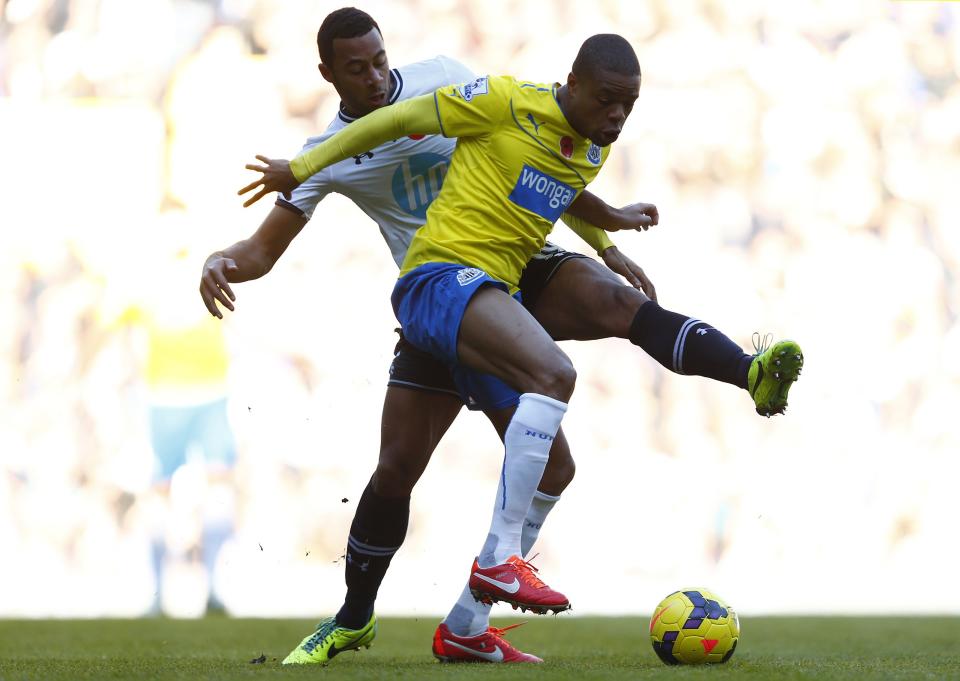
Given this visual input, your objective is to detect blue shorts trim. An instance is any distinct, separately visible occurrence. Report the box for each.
[391,263,521,411]
[452,366,520,411]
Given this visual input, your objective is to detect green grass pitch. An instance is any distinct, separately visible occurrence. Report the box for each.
[1,616,959,680]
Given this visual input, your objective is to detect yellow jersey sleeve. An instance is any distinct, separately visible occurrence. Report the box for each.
[291,95,442,181]
[560,213,615,254]
[433,75,513,138]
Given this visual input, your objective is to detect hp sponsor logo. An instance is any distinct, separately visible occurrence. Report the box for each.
[391,152,448,219]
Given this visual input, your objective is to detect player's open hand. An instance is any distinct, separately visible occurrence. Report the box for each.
[600,246,657,301]
[613,202,659,232]
[200,255,239,318]
[238,155,300,207]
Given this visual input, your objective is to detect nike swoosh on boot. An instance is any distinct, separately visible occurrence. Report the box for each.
[472,573,521,594]
[443,639,505,662]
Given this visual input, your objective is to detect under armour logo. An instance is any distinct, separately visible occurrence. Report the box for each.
[697,328,709,336]
[346,552,370,572]
[353,151,375,165]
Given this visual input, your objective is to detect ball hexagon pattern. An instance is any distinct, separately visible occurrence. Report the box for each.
[649,588,739,664]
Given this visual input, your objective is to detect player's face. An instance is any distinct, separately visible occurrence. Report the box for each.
[319,28,391,117]
[568,69,640,146]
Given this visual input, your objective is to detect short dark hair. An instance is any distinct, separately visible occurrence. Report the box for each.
[317,7,382,65]
[572,34,641,79]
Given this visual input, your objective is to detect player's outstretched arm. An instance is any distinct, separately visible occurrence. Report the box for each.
[562,191,660,256]
[199,205,307,318]
[566,190,620,231]
[611,202,659,231]
[562,190,658,298]
[238,94,442,207]
[239,156,299,208]
[558,211,656,298]
[567,191,658,232]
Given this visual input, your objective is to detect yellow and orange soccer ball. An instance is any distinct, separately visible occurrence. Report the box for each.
[649,588,740,664]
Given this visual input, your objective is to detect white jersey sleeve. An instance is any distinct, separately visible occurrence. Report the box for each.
[434,55,476,89]
[277,136,335,220]
[278,55,478,267]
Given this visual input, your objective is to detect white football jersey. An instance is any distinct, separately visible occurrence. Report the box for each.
[279,55,475,267]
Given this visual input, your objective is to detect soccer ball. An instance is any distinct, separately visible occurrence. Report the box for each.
[649,588,739,664]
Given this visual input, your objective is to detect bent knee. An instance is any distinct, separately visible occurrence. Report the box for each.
[598,283,647,337]
[609,282,647,314]
[371,454,425,497]
[532,352,576,401]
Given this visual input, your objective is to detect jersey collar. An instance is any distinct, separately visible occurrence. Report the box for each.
[550,83,578,136]
[337,69,403,124]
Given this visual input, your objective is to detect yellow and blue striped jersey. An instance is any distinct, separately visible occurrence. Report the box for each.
[399,75,610,289]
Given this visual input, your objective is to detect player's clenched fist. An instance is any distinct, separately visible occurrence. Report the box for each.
[613,202,659,231]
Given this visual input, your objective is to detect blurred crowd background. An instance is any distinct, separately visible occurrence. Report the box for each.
[2,0,959,618]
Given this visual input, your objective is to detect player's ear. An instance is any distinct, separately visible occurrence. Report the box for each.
[566,71,578,92]
[318,63,334,83]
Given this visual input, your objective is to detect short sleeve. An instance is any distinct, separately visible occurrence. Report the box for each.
[281,136,333,219]
[281,171,331,220]
[433,75,512,139]
[435,55,477,86]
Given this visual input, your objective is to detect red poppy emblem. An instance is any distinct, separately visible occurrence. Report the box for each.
[408,134,425,141]
[560,136,574,158]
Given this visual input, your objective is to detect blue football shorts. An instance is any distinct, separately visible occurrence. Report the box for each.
[387,245,586,410]
[391,262,521,411]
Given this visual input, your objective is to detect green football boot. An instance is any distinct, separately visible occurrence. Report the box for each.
[281,613,377,665]
[747,333,804,417]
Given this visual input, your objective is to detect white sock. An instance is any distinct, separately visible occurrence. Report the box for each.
[521,490,560,558]
[442,584,492,637]
[444,490,563,637]
[477,393,567,568]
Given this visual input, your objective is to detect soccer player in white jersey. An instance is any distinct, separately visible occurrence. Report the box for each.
[202,7,802,664]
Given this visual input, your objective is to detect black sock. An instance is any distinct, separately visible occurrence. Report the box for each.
[628,301,752,389]
[335,481,410,629]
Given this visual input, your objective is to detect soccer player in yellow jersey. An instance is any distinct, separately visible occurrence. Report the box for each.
[227,17,804,664]
[247,36,643,622]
